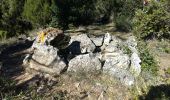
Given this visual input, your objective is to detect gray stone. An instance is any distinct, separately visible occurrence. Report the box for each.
[103,55,130,70]
[32,45,58,66]
[103,32,112,46]
[29,59,66,75]
[90,37,104,47]
[104,41,119,53]
[125,36,138,53]
[103,55,134,86]
[130,52,141,76]
[67,54,102,72]
[69,34,96,54]
[104,67,134,86]
[23,28,68,75]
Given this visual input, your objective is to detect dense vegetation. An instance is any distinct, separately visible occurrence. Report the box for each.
[0,0,143,38]
[133,0,170,39]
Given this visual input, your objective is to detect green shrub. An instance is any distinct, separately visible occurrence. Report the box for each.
[138,41,158,75]
[22,0,52,28]
[114,0,142,32]
[0,30,7,39]
[115,15,132,32]
[0,0,32,37]
[133,1,170,39]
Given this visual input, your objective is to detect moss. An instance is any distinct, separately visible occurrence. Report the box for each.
[166,68,170,74]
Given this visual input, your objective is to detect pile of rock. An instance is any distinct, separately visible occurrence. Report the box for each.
[23,28,141,86]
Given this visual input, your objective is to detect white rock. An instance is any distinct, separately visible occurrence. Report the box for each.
[103,55,130,70]
[103,55,134,86]
[90,37,104,47]
[32,45,58,66]
[67,54,102,72]
[103,32,112,46]
[130,52,141,76]
[69,34,96,54]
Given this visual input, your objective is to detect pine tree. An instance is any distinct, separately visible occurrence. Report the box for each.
[22,0,52,27]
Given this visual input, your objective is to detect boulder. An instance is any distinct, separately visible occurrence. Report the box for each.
[90,36,104,47]
[67,54,102,72]
[104,67,134,86]
[103,32,112,46]
[125,36,138,53]
[103,55,130,70]
[68,34,96,54]
[24,28,68,75]
[104,41,119,53]
[32,27,70,50]
[103,55,134,86]
[32,45,58,66]
[130,52,141,76]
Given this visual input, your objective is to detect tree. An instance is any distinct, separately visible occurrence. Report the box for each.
[0,0,30,37]
[22,0,52,28]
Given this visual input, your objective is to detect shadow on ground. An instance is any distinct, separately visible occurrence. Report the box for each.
[139,84,170,100]
[0,40,45,98]
[0,40,33,77]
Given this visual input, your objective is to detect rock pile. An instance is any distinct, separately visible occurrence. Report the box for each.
[23,28,141,86]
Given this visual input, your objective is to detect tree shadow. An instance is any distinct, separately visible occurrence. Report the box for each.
[0,40,33,77]
[139,84,170,100]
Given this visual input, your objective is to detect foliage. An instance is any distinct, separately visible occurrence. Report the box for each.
[0,30,7,40]
[138,41,158,75]
[114,0,143,32]
[50,0,114,29]
[0,0,31,38]
[22,0,52,28]
[0,76,16,99]
[133,1,170,39]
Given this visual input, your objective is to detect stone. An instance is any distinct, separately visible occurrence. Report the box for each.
[23,28,68,75]
[104,41,119,53]
[100,33,116,51]
[32,27,70,50]
[28,59,65,75]
[103,32,112,46]
[90,36,104,47]
[103,55,130,70]
[103,55,134,86]
[130,52,141,76]
[68,34,96,54]
[125,36,138,53]
[67,54,102,72]
[104,67,134,86]
[32,45,58,66]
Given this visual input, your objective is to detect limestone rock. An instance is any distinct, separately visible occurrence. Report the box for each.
[24,28,68,75]
[104,41,119,53]
[32,45,58,66]
[69,34,96,54]
[32,27,70,50]
[28,59,66,75]
[103,32,112,46]
[126,36,138,53]
[103,55,134,86]
[67,54,102,72]
[90,36,104,47]
[103,55,130,70]
[130,52,141,76]
[104,67,134,86]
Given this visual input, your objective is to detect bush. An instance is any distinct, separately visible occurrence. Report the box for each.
[133,1,170,39]
[0,30,7,39]
[138,41,158,75]
[115,15,132,32]
[0,0,32,37]
[114,0,142,32]
[50,0,115,29]
[22,0,52,28]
